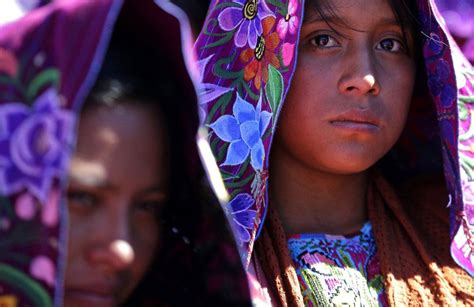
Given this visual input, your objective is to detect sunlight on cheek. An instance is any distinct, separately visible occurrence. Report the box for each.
[98,126,119,145]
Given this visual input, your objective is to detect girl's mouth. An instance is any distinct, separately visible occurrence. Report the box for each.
[329,110,381,133]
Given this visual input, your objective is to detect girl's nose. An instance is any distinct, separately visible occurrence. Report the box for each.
[338,54,380,97]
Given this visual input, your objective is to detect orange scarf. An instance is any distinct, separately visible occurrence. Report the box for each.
[255,173,474,306]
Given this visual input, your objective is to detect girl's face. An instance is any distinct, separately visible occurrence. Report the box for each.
[65,104,167,306]
[273,0,416,174]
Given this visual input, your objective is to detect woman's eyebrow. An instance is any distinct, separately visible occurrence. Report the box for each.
[68,173,115,190]
[138,186,168,200]
[68,162,114,190]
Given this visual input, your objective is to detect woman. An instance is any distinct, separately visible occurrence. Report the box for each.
[195,0,474,305]
[0,0,250,306]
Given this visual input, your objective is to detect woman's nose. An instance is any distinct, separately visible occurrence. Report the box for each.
[87,211,135,271]
[338,51,380,97]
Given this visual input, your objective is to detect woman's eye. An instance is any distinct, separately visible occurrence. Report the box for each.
[376,38,403,52]
[310,34,339,48]
[135,200,164,214]
[67,191,97,208]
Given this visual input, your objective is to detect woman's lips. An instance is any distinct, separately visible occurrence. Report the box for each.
[65,288,117,307]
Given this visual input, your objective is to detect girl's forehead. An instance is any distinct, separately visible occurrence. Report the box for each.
[304,0,397,24]
[305,0,394,20]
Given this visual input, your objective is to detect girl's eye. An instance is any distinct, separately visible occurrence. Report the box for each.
[376,38,404,52]
[67,191,97,209]
[310,34,339,48]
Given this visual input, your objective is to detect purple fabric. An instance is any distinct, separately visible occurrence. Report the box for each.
[1,1,252,306]
[435,0,474,61]
[194,0,474,281]
[195,0,302,265]
[0,1,122,305]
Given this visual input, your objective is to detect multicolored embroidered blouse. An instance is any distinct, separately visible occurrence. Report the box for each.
[287,223,388,306]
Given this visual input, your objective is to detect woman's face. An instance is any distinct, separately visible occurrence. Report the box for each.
[65,103,168,306]
[272,0,416,174]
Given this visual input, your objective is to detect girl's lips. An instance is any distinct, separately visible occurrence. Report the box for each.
[329,120,380,133]
[329,110,381,133]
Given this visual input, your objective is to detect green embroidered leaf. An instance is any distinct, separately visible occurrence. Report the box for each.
[202,24,236,49]
[459,95,474,104]
[206,91,233,125]
[226,173,255,189]
[461,158,474,180]
[214,51,242,79]
[240,79,259,101]
[368,275,383,290]
[0,264,53,307]
[459,101,468,120]
[265,65,284,121]
[215,2,241,10]
[266,0,287,11]
[26,68,60,102]
[0,75,17,87]
[460,120,474,141]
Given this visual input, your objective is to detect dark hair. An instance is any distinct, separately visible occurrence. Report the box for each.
[305,0,421,56]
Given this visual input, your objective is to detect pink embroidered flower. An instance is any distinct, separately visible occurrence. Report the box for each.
[42,187,59,227]
[15,192,37,220]
[0,48,18,77]
[276,0,299,40]
[30,255,55,287]
[281,42,295,67]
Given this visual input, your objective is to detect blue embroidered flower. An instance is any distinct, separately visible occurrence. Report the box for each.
[0,88,74,203]
[227,193,257,242]
[210,93,271,171]
[218,0,273,49]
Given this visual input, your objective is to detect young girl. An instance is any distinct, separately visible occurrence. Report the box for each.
[195,0,474,305]
[0,1,250,306]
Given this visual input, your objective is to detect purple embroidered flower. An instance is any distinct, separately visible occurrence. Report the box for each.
[218,0,274,49]
[227,193,257,242]
[209,93,271,171]
[197,54,232,105]
[0,88,75,203]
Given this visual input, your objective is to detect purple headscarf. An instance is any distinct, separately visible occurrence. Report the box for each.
[0,0,250,306]
[194,0,474,281]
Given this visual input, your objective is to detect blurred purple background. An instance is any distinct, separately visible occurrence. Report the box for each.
[436,0,474,62]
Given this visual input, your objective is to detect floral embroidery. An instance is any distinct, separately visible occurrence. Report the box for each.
[210,93,271,171]
[196,0,302,256]
[276,0,299,40]
[0,49,18,77]
[218,0,274,49]
[0,88,74,203]
[240,17,281,90]
[227,193,257,242]
[288,224,387,306]
[456,64,474,273]
[197,54,233,105]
